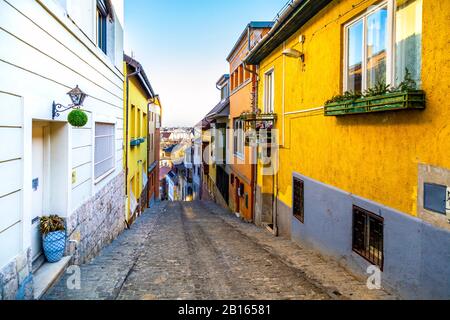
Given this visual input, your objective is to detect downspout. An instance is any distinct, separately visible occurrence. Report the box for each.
[247,25,251,51]
[282,41,286,147]
[244,62,259,223]
[243,63,259,112]
[273,42,288,237]
[147,96,157,206]
[125,64,141,228]
[244,62,279,235]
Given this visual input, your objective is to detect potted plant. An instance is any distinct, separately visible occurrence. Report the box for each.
[39,215,66,263]
[67,109,88,127]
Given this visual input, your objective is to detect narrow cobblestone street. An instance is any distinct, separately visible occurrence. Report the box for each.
[43,201,394,300]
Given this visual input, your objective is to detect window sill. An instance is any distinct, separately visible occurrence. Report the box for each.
[324,90,425,116]
[230,79,252,95]
[94,168,115,185]
[293,214,304,224]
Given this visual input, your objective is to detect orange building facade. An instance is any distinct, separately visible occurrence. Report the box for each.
[227,22,273,221]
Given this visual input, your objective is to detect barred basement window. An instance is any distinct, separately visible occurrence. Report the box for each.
[352,206,384,269]
[293,178,304,223]
[94,122,115,181]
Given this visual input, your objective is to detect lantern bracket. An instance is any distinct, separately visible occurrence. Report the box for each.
[52,102,79,120]
[52,85,87,120]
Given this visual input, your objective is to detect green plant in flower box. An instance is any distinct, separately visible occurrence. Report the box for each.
[324,69,424,116]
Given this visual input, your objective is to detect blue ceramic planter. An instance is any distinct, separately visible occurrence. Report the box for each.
[43,231,66,263]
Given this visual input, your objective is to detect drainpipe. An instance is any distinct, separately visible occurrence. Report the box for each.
[243,63,259,113]
[147,96,157,206]
[243,63,259,223]
[125,64,141,227]
[274,171,279,237]
[244,62,279,235]
[247,25,251,51]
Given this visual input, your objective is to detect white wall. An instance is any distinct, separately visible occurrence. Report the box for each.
[0,0,124,269]
[0,92,23,268]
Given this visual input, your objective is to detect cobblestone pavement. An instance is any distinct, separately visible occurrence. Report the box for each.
[44,201,395,300]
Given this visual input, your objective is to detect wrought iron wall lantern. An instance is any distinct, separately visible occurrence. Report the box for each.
[52,85,88,120]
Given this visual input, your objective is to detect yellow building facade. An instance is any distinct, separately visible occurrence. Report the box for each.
[124,55,155,224]
[246,0,450,299]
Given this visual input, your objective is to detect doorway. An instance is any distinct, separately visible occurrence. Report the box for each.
[261,174,275,231]
[31,121,69,271]
[235,177,240,214]
[31,123,49,269]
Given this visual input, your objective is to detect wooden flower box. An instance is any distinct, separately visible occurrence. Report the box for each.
[324,90,425,116]
[240,112,277,122]
[130,139,141,147]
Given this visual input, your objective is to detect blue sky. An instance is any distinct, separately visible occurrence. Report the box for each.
[124,0,288,127]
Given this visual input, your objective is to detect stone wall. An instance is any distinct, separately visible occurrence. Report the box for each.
[66,172,126,265]
[0,248,33,300]
[289,171,450,299]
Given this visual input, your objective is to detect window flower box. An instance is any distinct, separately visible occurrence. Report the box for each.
[130,138,141,147]
[324,90,425,116]
[240,112,277,122]
[240,112,277,131]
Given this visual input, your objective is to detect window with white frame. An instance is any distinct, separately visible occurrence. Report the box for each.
[234,119,244,157]
[94,122,115,180]
[96,0,108,54]
[344,0,422,93]
[264,69,274,113]
[220,84,230,101]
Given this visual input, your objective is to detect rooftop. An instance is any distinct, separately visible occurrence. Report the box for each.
[245,0,332,65]
[124,53,156,99]
[226,21,275,62]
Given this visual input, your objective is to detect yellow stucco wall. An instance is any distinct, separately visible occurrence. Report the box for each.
[124,63,149,222]
[257,0,450,217]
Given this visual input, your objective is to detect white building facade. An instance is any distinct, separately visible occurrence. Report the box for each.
[0,0,125,300]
